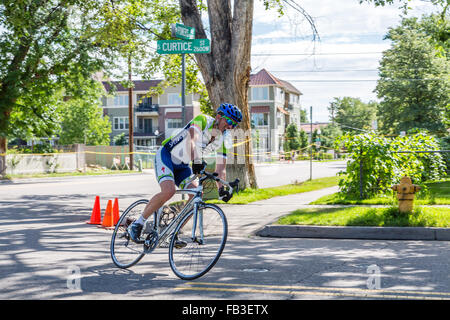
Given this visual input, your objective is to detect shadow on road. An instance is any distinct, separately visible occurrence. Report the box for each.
[0,193,448,299]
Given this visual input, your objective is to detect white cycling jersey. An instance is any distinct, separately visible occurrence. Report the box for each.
[162,114,231,164]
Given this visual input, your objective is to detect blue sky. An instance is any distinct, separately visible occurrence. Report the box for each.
[251,0,440,122]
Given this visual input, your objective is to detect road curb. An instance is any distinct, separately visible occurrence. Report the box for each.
[256,225,450,241]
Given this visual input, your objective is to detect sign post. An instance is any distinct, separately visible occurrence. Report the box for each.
[157,24,210,126]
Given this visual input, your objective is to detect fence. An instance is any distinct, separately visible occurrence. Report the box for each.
[3,144,85,175]
[1,141,349,176]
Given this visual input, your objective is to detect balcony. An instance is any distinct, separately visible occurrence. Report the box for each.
[135,103,159,114]
[133,128,159,137]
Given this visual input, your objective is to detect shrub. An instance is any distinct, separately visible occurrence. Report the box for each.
[336,131,446,199]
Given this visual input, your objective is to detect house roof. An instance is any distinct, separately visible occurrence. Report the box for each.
[250,69,302,95]
[102,80,162,92]
[299,122,329,133]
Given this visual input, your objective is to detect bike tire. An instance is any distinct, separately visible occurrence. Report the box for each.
[110,199,151,269]
[168,203,228,280]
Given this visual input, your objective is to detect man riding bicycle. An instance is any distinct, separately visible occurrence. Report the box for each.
[128,103,243,244]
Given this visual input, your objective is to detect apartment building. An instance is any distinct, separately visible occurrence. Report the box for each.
[101,80,201,146]
[249,68,302,154]
[100,70,301,155]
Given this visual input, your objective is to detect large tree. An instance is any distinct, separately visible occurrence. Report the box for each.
[375,14,449,135]
[0,0,110,173]
[328,97,378,134]
[178,0,257,188]
[58,81,111,145]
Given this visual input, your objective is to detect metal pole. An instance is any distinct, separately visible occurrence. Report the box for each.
[181,53,186,126]
[128,54,134,170]
[310,106,312,181]
[181,53,186,200]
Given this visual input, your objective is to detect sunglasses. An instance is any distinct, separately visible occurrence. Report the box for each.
[222,115,238,128]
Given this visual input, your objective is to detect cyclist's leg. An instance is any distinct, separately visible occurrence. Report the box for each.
[128,147,176,242]
[141,146,177,220]
[176,165,196,200]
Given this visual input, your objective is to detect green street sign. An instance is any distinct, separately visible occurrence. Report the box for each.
[171,23,195,40]
[157,39,211,54]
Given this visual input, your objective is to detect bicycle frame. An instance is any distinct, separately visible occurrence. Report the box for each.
[151,185,203,247]
[144,170,238,250]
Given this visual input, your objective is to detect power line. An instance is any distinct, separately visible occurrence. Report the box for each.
[252,52,382,56]
[270,67,444,72]
[285,78,448,82]
[270,69,379,73]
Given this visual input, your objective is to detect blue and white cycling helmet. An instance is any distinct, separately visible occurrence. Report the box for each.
[217,103,242,123]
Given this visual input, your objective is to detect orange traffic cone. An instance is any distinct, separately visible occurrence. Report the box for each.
[86,196,101,225]
[113,198,120,225]
[99,199,114,229]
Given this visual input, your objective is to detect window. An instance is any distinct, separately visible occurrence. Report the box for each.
[113,117,129,130]
[168,93,181,105]
[251,87,268,101]
[251,113,269,126]
[114,95,129,106]
[275,88,284,102]
[137,94,152,105]
[167,119,183,129]
[138,118,153,133]
[289,94,298,104]
[277,113,282,127]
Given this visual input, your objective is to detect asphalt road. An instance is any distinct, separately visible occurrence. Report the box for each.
[1,160,449,301]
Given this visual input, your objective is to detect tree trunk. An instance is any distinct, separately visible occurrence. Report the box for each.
[179,0,258,189]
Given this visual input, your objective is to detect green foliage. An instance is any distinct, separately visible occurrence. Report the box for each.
[283,123,301,152]
[57,81,111,146]
[298,129,308,149]
[0,0,109,137]
[375,14,450,135]
[438,135,450,174]
[113,133,127,146]
[7,143,58,154]
[320,123,343,151]
[328,97,378,133]
[336,131,446,199]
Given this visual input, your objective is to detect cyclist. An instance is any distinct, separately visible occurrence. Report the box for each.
[128,103,243,244]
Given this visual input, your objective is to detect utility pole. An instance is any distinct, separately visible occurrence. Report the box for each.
[128,54,134,170]
[310,106,313,181]
[181,53,186,126]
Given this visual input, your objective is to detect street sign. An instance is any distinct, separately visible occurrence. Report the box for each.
[157,39,211,54]
[171,23,195,40]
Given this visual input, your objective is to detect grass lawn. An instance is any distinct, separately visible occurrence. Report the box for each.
[206,176,340,204]
[310,178,450,205]
[277,206,450,228]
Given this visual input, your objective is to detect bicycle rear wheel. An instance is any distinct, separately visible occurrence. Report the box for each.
[110,199,152,268]
[168,203,227,280]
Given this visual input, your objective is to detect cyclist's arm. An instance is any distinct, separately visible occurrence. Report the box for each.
[188,126,203,164]
[215,156,226,189]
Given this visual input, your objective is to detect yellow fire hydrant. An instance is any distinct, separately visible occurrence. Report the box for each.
[391,176,421,213]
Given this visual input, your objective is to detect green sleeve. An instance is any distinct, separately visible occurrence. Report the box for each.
[217,141,227,159]
[190,114,208,131]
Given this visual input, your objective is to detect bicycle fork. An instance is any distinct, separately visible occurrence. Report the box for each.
[191,202,204,245]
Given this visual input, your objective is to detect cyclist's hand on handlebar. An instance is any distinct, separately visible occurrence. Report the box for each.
[218,186,232,202]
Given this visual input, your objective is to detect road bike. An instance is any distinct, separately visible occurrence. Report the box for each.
[110,167,239,280]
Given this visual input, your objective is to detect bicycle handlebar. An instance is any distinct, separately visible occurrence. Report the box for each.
[200,170,240,193]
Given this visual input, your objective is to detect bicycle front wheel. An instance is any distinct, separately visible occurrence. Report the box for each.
[168,203,228,280]
[110,199,149,269]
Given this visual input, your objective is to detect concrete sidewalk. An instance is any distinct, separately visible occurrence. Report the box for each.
[221,186,450,241]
